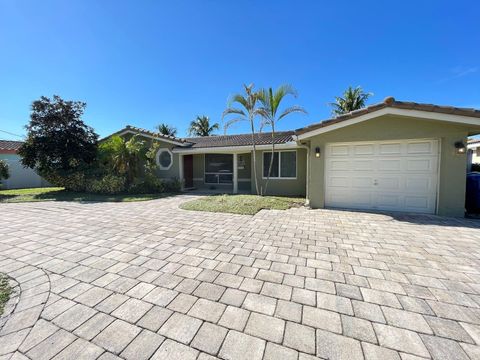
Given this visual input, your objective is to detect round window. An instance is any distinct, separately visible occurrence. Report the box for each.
[156,149,173,170]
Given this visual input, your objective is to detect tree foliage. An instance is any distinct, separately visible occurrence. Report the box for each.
[188,116,219,137]
[0,160,9,180]
[330,86,372,116]
[156,123,177,137]
[223,84,263,195]
[98,135,145,185]
[18,95,98,180]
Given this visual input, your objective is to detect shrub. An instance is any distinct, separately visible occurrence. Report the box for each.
[86,175,126,194]
[46,171,88,192]
[128,176,164,194]
[163,178,181,192]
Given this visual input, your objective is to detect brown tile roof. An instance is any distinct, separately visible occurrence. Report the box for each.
[110,126,295,149]
[295,97,480,135]
[107,125,189,144]
[184,131,295,148]
[0,139,23,153]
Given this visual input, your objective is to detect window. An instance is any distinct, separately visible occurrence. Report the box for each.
[205,154,233,184]
[156,148,173,170]
[263,151,296,179]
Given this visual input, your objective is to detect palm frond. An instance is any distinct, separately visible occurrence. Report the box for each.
[222,107,246,119]
[278,106,307,121]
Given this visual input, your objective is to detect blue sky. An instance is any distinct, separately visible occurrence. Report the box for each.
[0,0,479,140]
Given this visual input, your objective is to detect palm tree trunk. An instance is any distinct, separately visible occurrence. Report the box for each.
[263,123,275,196]
[250,115,260,195]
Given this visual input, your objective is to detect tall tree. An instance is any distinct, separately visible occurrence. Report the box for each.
[223,84,262,195]
[258,85,306,195]
[330,86,372,116]
[18,95,98,181]
[156,123,177,137]
[188,116,219,137]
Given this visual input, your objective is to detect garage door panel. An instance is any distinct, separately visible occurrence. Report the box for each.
[352,177,373,188]
[354,144,374,155]
[327,176,350,187]
[379,143,402,155]
[405,196,430,210]
[378,159,402,171]
[376,194,401,208]
[406,158,436,172]
[354,160,374,171]
[330,160,350,170]
[325,139,438,214]
[330,145,349,156]
[376,177,400,190]
[405,177,431,192]
[407,141,434,154]
[328,191,372,207]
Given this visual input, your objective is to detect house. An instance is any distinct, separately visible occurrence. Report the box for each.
[0,140,49,189]
[467,138,480,170]
[111,97,480,217]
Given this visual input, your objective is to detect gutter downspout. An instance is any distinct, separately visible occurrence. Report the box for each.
[294,135,310,206]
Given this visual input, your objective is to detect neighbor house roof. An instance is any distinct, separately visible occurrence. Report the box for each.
[0,139,23,154]
[184,131,295,148]
[106,125,190,146]
[295,97,480,137]
[468,138,480,146]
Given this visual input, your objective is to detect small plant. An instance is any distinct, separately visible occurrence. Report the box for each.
[0,274,12,316]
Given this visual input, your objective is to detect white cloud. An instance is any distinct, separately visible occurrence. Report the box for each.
[437,66,478,83]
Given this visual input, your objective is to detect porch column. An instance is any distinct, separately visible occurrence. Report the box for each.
[233,153,238,194]
[178,154,184,190]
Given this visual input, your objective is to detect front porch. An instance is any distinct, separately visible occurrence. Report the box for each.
[177,151,252,194]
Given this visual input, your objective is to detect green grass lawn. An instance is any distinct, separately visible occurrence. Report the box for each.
[0,187,176,203]
[180,194,305,215]
[0,274,11,316]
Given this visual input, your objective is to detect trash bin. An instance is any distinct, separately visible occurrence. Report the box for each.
[466,172,480,213]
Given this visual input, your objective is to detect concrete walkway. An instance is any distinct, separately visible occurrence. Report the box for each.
[1,195,480,359]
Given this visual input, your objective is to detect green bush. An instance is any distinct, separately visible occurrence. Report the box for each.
[128,177,181,194]
[46,171,88,192]
[163,178,181,192]
[86,175,126,194]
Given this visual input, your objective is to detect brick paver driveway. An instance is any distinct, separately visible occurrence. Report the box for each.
[1,195,480,359]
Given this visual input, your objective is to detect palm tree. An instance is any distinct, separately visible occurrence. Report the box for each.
[258,85,306,195]
[156,123,177,137]
[330,86,372,116]
[188,116,219,137]
[99,134,145,185]
[223,84,262,195]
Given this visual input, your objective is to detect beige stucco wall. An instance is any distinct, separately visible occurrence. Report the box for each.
[303,115,470,217]
[251,148,307,197]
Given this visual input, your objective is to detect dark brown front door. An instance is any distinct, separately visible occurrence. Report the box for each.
[184,155,194,188]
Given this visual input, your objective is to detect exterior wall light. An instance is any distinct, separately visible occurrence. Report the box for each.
[315,146,321,158]
[454,141,466,155]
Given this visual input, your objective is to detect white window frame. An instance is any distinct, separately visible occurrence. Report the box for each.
[262,150,297,180]
[156,148,173,170]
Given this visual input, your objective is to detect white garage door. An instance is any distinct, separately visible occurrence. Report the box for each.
[325,139,439,214]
